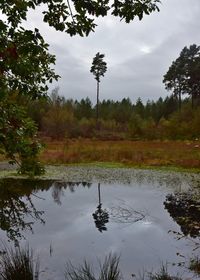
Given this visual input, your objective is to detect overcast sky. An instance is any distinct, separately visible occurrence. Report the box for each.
[26,0,200,104]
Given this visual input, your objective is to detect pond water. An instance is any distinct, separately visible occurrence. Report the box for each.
[0,175,199,279]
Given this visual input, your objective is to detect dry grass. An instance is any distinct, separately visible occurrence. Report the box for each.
[39,139,200,169]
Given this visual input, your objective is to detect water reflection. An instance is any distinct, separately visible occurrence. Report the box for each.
[0,177,153,245]
[92,183,109,232]
[164,192,200,238]
[51,182,92,204]
[0,178,52,245]
[110,199,145,224]
[0,179,93,244]
[0,177,198,279]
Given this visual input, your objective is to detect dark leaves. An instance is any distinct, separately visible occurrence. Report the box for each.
[1,0,161,37]
[90,52,107,83]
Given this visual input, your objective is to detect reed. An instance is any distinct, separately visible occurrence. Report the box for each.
[65,254,122,280]
[0,245,39,280]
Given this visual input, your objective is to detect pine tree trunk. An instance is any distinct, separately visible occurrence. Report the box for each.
[98,183,101,205]
[96,80,100,129]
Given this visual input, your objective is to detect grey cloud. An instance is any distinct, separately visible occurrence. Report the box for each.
[25,0,200,103]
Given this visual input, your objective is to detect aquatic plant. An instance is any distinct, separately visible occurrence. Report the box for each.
[137,264,182,280]
[65,254,122,280]
[0,245,39,280]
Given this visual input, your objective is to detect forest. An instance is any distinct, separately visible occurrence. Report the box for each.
[27,88,200,141]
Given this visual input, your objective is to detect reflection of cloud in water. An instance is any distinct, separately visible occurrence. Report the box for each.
[142,221,153,226]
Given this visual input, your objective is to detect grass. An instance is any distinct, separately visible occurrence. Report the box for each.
[39,139,200,171]
[65,257,183,280]
[65,254,122,280]
[146,265,182,280]
[0,246,192,280]
[0,245,39,280]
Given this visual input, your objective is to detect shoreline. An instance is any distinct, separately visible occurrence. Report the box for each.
[0,163,200,191]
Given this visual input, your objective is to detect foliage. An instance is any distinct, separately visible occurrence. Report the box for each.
[74,98,93,120]
[42,103,75,139]
[91,53,107,83]
[0,25,59,99]
[28,88,200,141]
[163,44,200,108]
[0,0,161,37]
[0,98,45,175]
[0,2,58,174]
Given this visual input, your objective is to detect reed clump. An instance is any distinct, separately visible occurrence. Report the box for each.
[65,254,122,280]
[0,246,39,280]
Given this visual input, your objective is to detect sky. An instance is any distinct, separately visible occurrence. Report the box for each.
[26,0,200,104]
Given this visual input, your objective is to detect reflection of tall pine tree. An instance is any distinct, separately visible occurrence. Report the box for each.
[92,183,109,232]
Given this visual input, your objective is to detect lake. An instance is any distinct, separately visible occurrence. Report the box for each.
[0,168,199,279]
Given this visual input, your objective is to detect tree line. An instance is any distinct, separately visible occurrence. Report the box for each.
[27,88,200,140]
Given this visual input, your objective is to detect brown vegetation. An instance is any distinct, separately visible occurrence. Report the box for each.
[39,139,200,169]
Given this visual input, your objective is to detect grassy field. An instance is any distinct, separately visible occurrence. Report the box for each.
[39,139,200,170]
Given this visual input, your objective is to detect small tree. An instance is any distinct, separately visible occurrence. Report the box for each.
[90,52,107,127]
